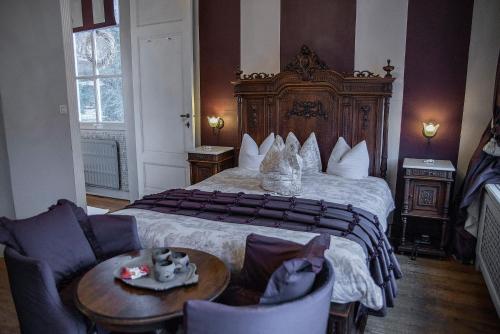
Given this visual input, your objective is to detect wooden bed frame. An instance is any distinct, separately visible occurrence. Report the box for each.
[232,45,395,178]
[232,45,395,333]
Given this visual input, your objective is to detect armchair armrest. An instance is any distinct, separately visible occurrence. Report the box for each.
[4,248,87,334]
[88,215,142,261]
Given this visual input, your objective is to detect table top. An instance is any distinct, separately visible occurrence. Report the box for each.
[187,146,234,155]
[403,158,455,172]
[75,248,230,332]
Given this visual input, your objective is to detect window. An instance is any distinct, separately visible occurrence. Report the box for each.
[73,2,123,124]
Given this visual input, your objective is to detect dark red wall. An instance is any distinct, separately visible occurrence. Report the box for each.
[280,0,356,72]
[199,0,240,147]
[198,0,476,195]
[395,0,474,206]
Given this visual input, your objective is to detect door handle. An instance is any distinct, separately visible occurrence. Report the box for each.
[180,113,190,128]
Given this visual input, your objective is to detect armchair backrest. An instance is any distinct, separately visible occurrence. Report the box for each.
[184,260,334,334]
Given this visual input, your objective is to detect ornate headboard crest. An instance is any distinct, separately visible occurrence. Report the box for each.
[284,45,328,81]
[235,45,394,81]
[232,46,395,178]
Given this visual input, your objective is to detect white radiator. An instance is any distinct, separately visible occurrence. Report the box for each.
[81,139,120,190]
[477,184,500,317]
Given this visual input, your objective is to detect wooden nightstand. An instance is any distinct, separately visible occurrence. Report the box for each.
[398,158,455,258]
[187,146,234,184]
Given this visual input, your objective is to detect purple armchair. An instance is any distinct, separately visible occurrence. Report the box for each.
[2,201,141,334]
[5,247,90,334]
[184,260,334,334]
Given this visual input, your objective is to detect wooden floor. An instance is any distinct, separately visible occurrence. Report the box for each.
[1,196,499,334]
[366,256,500,334]
[87,194,130,212]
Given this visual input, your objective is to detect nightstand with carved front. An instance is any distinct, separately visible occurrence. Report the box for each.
[398,158,455,258]
[187,146,234,185]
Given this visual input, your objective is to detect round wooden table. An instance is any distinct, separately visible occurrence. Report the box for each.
[75,248,230,333]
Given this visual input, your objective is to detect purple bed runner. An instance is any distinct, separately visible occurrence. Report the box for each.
[128,189,402,315]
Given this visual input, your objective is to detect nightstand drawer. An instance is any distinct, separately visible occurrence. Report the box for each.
[188,150,233,163]
[405,168,451,179]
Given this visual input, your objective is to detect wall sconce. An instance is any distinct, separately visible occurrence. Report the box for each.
[422,121,440,141]
[207,116,224,134]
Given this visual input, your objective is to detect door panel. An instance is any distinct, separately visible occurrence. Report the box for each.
[131,0,194,196]
[136,0,185,26]
[139,34,184,153]
[144,163,187,192]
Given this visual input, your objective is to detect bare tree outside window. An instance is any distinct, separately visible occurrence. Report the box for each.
[73,1,123,124]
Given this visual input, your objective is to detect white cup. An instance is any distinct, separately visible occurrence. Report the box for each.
[154,259,176,282]
[171,252,190,273]
[152,248,171,264]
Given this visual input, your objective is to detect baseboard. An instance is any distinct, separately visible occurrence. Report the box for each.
[86,187,130,200]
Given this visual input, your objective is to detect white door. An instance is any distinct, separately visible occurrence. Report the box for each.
[130,0,194,196]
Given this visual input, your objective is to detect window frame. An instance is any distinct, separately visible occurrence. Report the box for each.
[74,23,125,129]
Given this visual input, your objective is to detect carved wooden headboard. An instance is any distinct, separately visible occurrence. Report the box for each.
[232,45,395,178]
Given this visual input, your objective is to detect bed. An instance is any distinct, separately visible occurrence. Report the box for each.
[115,46,399,333]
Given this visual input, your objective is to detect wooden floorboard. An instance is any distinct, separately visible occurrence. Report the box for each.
[0,196,499,333]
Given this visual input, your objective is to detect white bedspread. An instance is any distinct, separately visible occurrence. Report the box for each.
[188,168,394,231]
[115,168,395,310]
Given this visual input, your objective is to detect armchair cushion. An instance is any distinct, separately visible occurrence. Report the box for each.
[216,274,262,306]
[88,214,141,260]
[239,233,330,293]
[2,203,97,285]
[51,199,141,261]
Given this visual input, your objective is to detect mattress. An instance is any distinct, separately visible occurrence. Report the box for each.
[115,168,395,310]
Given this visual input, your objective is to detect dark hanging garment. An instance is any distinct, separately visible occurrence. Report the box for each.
[452,53,500,262]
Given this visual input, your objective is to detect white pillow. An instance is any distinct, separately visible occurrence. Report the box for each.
[299,132,322,174]
[285,132,301,154]
[260,135,302,195]
[238,133,275,170]
[259,132,275,155]
[326,137,369,179]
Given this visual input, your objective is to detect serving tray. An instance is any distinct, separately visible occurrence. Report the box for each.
[113,255,199,291]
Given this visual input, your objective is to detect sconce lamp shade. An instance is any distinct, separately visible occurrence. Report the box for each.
[422,121,440,139]
[207,116,224,133]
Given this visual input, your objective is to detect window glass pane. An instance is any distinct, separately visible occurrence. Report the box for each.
[77,80,96,122]
[114,0,120,25]
[74,31,94,76]
[95,27,121,75]
[99,78,124,122]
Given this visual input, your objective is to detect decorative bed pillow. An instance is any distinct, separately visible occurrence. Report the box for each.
[239,233,330,293]
[285,132,301,154]
[299,132,322,174]
[260,135,303,195]
[259,258,316,305]
[326,137,369,179]
[1,203,97,285]
[238,133,275,170]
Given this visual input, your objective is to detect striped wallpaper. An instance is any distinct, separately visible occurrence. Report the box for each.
[198,0,499,201]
